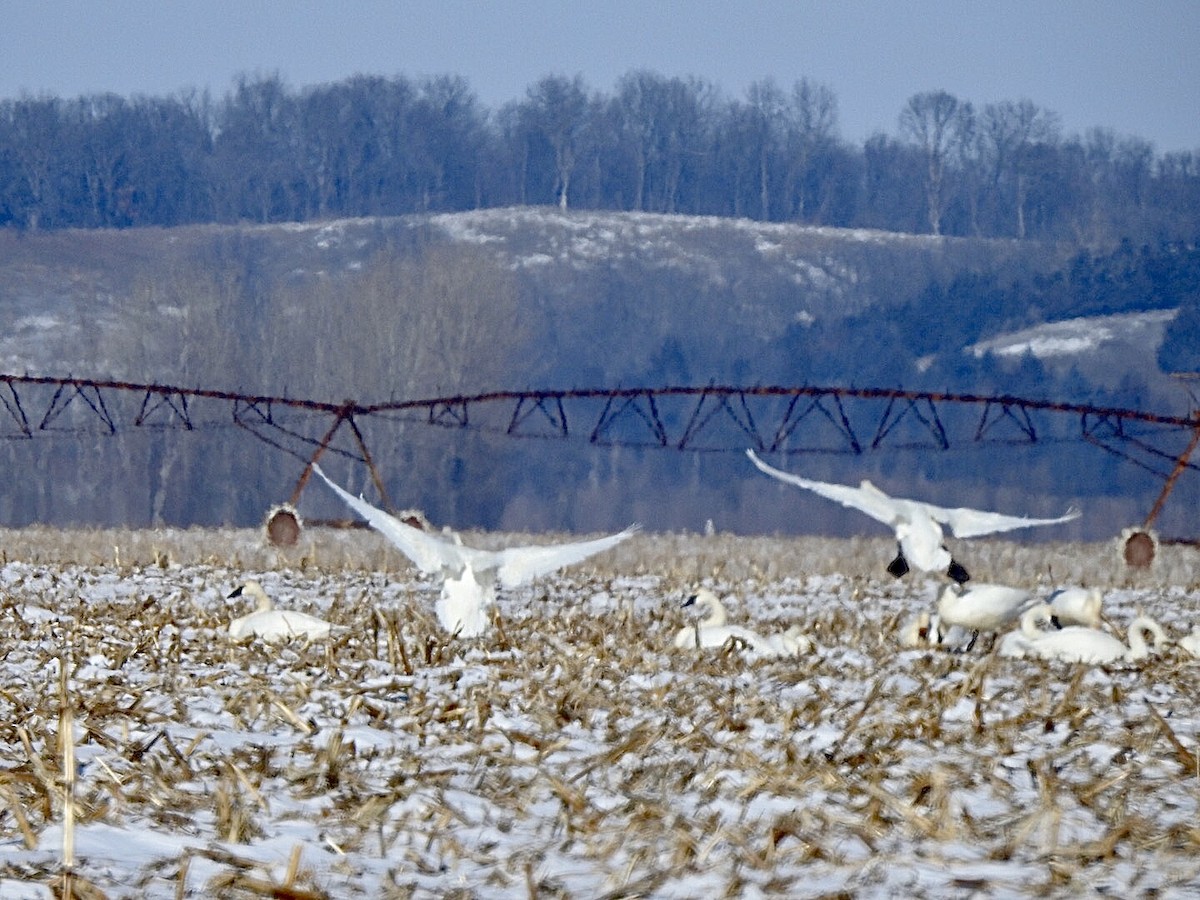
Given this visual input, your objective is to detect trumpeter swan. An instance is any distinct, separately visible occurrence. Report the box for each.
[997,603,1047,659]
[1047,586,1104,628]
[937,582,1032,650]
[673,589,811,657]
[1014,603,1166,665]
[314,464,638,638]
[227,581,334,643]
[899,610,944,648]
[746,450,1079,583]
[1176,626,1200,659]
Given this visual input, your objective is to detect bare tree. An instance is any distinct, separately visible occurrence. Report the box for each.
[977,99,1061,237]
[746,79,787,220]
[899,90,973,234]
[783,78,838,222]
[522,75,591,210]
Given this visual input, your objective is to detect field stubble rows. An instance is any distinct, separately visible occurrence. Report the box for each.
[0,526,1196,898]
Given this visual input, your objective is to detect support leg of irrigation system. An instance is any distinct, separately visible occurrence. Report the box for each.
[266,401,393,546]
[1122,418,1200,568]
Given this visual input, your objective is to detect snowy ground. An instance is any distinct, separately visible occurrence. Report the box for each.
[0,527,1197,898]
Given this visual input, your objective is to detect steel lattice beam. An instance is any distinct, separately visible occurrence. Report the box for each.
[2,374,1198,528]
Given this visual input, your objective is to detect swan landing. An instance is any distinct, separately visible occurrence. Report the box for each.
[313,464,638,638]
[746,449,1080,583]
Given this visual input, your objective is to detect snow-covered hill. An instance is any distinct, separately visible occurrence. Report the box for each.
[0,209,1192,536]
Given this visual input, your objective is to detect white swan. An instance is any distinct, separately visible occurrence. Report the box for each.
[673,589,811,656]
[937,582,1032,650]
[1013,603,1166,665]
[314,464,638,638]
[997,603,1049,659]
[1177,627,1200,659]
[746,449,1080,583]
[899,611,942,648]
[227,581,334,643]
[1047,586,1104,628]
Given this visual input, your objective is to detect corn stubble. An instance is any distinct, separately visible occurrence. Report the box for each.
[0,528,1196,896]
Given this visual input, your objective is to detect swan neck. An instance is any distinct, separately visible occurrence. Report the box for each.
[1127,618,1163,658]
[701,599,728,628]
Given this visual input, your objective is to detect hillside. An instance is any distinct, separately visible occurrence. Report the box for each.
[0,208,1195,538]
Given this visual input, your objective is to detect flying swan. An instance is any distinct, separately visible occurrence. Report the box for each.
[227,580,335,643]
[673,589,812,657]
[745,449,1080,583]
[313,464,638,638]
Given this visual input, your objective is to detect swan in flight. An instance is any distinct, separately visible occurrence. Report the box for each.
[1007,603,1166,665]
[227,581,334,643]
[673,589,811,656]
[937,582,1032,650]
[1047,586,1104,628]
[746,449,1080,583]
[313,464,638,638]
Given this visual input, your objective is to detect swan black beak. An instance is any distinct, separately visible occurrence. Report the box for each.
[226,585,244,599]
[947,560,970,584]
[886,551,910,579]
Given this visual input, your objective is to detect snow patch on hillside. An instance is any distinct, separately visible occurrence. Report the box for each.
[967,309,1178,360]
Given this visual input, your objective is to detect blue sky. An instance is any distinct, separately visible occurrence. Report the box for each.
[3,0,1198,152]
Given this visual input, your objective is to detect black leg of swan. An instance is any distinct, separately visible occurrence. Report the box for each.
[962,629,980,652]
[886,550,909,579]
[947,559,970,584]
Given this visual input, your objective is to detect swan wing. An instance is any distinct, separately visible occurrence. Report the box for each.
[494,525,639,588]
[312,464,463,575]
[746,450,899,526]
[928,503,1080,539]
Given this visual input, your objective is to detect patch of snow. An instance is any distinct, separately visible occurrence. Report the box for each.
[13,315,60,331]
[968,309,1178,360]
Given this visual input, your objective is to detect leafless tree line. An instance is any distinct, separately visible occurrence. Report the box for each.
[1,72,1197,244]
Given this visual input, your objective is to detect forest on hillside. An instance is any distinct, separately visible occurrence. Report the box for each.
[2,70,1198,245]
[1,211,1197,535]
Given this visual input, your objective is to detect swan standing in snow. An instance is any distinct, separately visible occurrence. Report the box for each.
[313,464,638,638]
[1047,586,1104,628]
[227,581,334,643]
[673,589,811,657]
[746,449,1080,583]
[1010,603,1167,665]
[936,582,1032,651]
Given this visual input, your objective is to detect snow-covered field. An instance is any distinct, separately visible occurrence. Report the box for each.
[0,527,1197,898]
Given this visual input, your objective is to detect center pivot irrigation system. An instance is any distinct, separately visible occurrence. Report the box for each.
[3,374,1198,562]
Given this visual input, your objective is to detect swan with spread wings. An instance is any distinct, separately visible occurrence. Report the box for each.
[746,449,1079,584]
[314,464,638,637]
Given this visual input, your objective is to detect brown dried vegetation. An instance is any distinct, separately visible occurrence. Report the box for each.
[0,527,1196,896]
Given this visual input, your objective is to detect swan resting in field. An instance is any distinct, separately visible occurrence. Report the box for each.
[1047,586,1104,628]
[1177,627,1200,659]
[313,464,638,638]
[674,589,812,657]
[899,611,943,648]
[745,449,1080,584]
[227,581,334,643]
[1001,603,1166,665]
